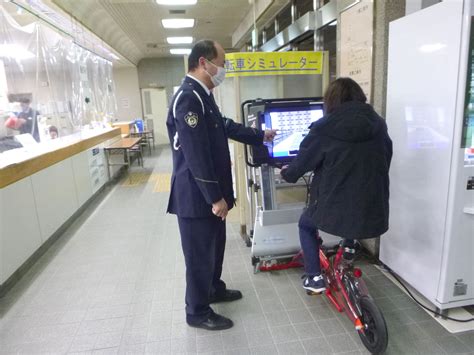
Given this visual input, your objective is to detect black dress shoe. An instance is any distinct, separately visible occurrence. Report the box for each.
[210,289,243,303]
[187,312,234,331]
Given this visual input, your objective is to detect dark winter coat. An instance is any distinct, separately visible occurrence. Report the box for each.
[281,101,392,239]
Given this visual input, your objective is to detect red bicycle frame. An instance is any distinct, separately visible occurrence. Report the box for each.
[319,246,367,330]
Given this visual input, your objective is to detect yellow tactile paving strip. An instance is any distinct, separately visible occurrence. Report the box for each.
[121,171,155,187]
[153,173,172,193]
[120,171,171,193]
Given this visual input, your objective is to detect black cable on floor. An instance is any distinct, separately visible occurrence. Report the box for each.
[377,263,474,323]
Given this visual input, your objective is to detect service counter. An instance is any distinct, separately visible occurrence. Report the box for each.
[0,127,121,290]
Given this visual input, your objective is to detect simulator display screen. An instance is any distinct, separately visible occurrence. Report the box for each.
[262,106,324,161]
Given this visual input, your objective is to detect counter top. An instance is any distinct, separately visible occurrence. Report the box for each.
[105,137,141,149]
[0,127,121,189]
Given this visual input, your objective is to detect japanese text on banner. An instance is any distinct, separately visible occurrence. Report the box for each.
[224,51,324,77]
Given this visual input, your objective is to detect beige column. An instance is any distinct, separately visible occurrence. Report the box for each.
[232,76,251,237]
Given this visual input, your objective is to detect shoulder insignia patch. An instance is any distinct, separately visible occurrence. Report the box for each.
[184,112,198,128]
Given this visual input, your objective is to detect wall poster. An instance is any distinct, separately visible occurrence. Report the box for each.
[340,0,374,101]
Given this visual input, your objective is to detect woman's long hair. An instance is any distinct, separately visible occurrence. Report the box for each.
[323,77,367,114]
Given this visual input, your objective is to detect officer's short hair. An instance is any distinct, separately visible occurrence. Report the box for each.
[188,40,217,71]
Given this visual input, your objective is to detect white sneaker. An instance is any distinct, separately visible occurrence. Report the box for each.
[302,274,326,293]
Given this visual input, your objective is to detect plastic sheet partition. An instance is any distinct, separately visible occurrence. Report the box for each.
[0,4,117,147]
[86,52,117,125]
[35,24,79,137]
[66,42,83,128]
[69,44,117,128]
[0,7,40,142]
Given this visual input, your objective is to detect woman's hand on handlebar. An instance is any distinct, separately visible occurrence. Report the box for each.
[280,165,289,181]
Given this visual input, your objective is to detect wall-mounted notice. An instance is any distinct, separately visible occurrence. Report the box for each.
[79,64,88,82]
[340,0,374,101]
[121,98,130,109]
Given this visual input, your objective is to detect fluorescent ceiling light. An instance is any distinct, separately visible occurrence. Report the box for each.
[156,0,197,5]
[0,44,34,60]
[162,18,195,29]
[167,36,193,44]
[170,48,191,55]
[328,20,337,26]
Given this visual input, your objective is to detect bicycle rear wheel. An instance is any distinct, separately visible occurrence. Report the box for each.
[358,296,388,354]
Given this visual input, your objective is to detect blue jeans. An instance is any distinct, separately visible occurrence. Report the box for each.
[298,206,321,276]
[299,206,356,275]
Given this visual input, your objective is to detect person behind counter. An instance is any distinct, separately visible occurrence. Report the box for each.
[49,125,58,139]
[6,98,41,142]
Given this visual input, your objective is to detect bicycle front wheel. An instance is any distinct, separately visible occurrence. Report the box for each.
[357,296,388,354]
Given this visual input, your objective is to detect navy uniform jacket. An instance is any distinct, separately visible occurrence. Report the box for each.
[167,76,264,218]
[17,108,40,142]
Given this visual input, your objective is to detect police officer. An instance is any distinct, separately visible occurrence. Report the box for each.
[167,39,276,331]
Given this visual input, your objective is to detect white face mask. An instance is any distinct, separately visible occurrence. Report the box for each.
[205,59,226,87]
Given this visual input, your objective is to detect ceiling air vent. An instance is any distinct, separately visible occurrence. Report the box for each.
[169,9,186,14]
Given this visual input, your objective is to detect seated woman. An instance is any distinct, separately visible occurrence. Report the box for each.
[281,78,392,293]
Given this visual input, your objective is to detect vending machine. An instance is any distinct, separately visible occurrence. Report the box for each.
[380,0,474,311]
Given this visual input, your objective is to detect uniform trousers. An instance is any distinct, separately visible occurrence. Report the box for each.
[177,216,227,323]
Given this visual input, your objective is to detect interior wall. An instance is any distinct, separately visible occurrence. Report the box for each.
[112,66,143,121]
[405,0,441,15]
[281,75,323,99]
[137,58,185,105]
[372,0,406,117]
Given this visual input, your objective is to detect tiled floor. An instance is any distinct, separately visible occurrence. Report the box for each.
[0,147,473,354]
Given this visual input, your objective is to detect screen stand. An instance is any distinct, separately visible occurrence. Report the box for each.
[251,164,305,273]
[261,164,276,210]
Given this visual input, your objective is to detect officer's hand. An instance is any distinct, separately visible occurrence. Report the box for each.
[212,198,228,220]
[264,129,277,142]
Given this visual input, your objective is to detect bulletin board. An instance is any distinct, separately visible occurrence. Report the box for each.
[340,0,374,101]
